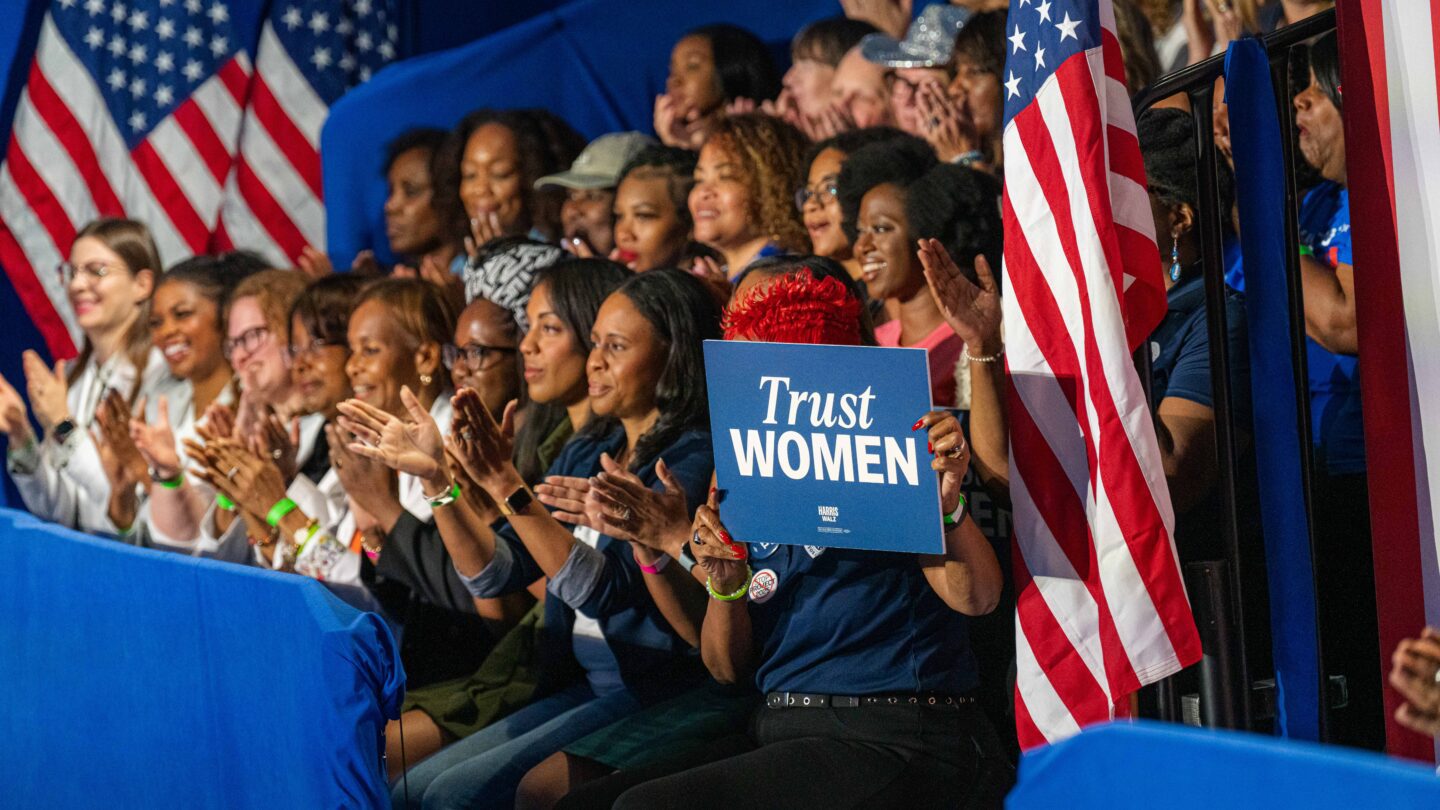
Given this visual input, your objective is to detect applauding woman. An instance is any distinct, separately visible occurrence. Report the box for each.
[391,269,722,810]
[2,219,163,533]
[612,266,1009,809]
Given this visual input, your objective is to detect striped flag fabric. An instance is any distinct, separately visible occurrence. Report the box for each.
[1338,0,1440,762]
[0,0,396,361]
[999,0,1201,748]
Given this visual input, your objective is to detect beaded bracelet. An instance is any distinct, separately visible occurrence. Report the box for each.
[706,566,753,601]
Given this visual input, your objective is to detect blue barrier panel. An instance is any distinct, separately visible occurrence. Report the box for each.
[1008,720,1440,808]
[0,507,404,809]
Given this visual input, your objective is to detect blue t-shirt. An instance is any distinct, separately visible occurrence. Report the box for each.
[1298,181,1365,474]
[1148,273,1250,412]
[742,542,979,696]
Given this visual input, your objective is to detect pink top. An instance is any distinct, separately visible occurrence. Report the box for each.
[875,319,963,407]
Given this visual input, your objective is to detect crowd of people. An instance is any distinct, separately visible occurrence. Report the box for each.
[1,0,1409,806]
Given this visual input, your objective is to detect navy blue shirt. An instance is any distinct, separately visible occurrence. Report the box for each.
[742,542,979,696]
[1148,273,1251,413]
[1298,181,1365,474]
[463,427,714,696]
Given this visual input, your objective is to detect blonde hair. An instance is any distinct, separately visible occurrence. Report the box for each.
[230,269,308,335]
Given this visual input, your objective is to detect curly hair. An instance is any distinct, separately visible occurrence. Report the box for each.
[706,113,811,253]
[905,164,1004,285]
[618,145,699,233]
[433,108,585,246]
[835,134,937,244]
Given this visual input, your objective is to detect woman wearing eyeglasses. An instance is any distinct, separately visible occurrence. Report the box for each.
[0,218,166,534]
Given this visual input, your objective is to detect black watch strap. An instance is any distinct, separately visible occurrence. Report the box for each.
[52,418,76,443]
[500,486,533,517]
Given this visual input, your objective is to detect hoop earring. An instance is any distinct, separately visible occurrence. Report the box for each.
[419,374,432,386]
[1169,236,1182,283]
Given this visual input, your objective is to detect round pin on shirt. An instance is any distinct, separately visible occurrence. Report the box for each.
[749,568,778,603]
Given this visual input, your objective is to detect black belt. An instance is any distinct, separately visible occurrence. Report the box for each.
[764,692,974,709]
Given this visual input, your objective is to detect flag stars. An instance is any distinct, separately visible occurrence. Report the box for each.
[108,34,126,58]
[154,84,173,106]
[84,27,104,49]
[355,0,372,16]
[339,52,356,72]
[182,58,203,81]
[84,0,104,15]
[59,0,76,9]
[155,51,174,72]
[356,31,372,52]
[378,40,395,60]
[128,42,147,64]
[106,67,126,91]
[183,26,202,48]
[1056,12,1082,41]
[1005,70,1022,99]
[282,6,302,29]
[127,9,147,30]
[1036,0,1052,23]
[128,76,145,98]
[209,35,227,57]
[184,0,201,14]
[336,17,353,36]
[128,110,146,132]
[311,47,332,70]
[207,2,228,24]
[1035,45,1046,69]
[110,2,126,24]
[156,17,174,39]
[359,65,372,82]
[1009,25,1026,54]
[309,12,330,35]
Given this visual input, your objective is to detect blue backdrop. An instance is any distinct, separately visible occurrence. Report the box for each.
[0,507,404,808]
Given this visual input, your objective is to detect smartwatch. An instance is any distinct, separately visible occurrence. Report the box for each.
[51,417,77,444]
[498,485,533,517]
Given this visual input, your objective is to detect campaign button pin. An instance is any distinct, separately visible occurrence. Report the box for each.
[749,542,780,560]
[749,568,779,603]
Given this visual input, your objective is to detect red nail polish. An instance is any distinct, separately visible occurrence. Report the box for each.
[731,543,747,559]
[911,418,925,431]
[721,530,733,544]
[928,441,934,453]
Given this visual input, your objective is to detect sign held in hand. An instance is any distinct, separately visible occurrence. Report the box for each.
[705,340,943,554]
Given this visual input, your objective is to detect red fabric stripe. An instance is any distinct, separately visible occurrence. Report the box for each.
[249,76,322,197]
[216,57,251,108]
[5,140,73,255]
[171,99,232,185]
[130,140,208,253]
[1106,124,1147,189]
[0,222,74,359]
[25,66,124,217]
[1100,30,1128,87]
[1037,68,1200,662]
[1013,549,1113,728]
[234,157,308,261]
[209,218,234,253]
[1013,687,1047,750]
[1004,199,1143,698]
[1337,0,1432,761]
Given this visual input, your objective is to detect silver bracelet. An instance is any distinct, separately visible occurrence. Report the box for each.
[961,345,1005,364]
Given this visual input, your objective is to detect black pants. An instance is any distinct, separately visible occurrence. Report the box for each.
[594,701,1011,810]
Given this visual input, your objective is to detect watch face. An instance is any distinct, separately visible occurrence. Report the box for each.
[505,487,533,514]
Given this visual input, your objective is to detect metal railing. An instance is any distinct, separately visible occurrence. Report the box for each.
[1131,7,1336,733]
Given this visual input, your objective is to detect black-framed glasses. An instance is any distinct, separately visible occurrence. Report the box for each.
[223,325,271,361]
[444,342,518,370]
[286,338,344,361]
[57,261,115,285]
[794,180,839,212]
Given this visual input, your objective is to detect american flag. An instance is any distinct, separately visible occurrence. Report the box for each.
[999,0,1201,747]
[0,0,397,360]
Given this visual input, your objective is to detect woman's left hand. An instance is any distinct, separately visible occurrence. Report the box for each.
[202,438,289,516]
[917,80,978,164]
[587,454,691,556]
[21,350,69,434]
[918,410,971,515]
[448,388,523,500]
[130,395,181,479]
[336,386,444,480]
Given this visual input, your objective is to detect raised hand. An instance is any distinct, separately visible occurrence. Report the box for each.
[296,246,335,279]
[469,210,505,253]
[916,80,976,164]
[562,236,596,259]
[1391,627,1440,738]
[196,400,237,443]
[587,454,691,555]
[94,390,148,486]
[336,386,445,479]
[130,395,181,479]
[325,422,396,518]
[654,93,709,150]
[919,239,1003,357]
[198,437,288,516]
[917,410,971,517]
[21,350,70,434]
[351,249,383,276]
[0,371,34,442]
[839,0,912,39]
[690,255,729,285]
[447,388,522,499]
[689,488,749,591]
[534,474,593,526]
[250,409,300,484]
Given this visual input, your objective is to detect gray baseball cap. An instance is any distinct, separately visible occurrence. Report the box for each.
[860,4,972,69]
[534,131,656,191]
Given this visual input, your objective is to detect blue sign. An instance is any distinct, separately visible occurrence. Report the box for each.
[704,340,944,554]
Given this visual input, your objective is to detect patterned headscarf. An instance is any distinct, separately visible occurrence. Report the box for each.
[462,237,563,331]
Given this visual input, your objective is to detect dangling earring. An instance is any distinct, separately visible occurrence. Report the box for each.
[420,373,432,386]
[1168,236,1182,283]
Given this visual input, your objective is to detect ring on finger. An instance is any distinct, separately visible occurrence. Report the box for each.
[692,529,704,546]
[945,444,965,459]
[461,429,474,442]
[271,448,282,460]
[225,466,240,480]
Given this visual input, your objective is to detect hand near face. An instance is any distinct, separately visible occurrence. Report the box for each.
[447,388,522,499]
[920,239,1002,356]
[21,350,69,433]
[296,246,335,280]
[130,395,181,478]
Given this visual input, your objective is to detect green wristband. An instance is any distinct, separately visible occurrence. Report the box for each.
[158,473,184,490]
[215,493,236,511]
[706,566,753,601]
[266,496,298,528]
[1298,244,1315,258]
[943,494,969,528]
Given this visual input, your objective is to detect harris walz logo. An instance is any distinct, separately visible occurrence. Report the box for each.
[817,505,838,523]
